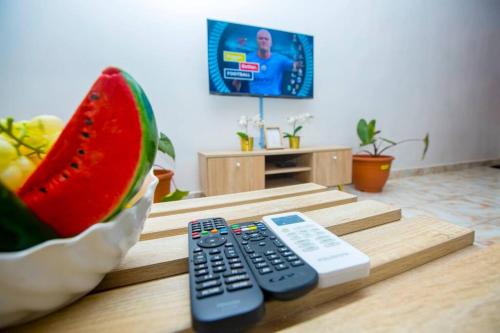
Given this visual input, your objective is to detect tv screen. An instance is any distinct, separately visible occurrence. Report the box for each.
[207,19,314,98]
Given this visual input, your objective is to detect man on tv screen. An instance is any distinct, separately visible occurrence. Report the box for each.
[233,29,301,96]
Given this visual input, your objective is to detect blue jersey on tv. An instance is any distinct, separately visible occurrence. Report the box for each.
[246,52,293,95]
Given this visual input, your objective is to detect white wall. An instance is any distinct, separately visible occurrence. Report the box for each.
[1,0,499,193]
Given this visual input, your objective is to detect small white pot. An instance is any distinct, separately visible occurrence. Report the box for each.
[0,174,158,328]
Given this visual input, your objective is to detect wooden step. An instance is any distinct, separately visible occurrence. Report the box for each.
[149,183,326,218]
[16,216,474,333]
[96,200,401,292]
[141,190,357,240]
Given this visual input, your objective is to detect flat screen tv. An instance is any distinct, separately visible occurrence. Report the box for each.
[207,19,314,98]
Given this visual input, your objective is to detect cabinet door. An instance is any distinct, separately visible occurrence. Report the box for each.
[313,150,352,186]
[206,156,265,195]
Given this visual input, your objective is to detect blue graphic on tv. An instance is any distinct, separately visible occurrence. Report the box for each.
[207,19,314,98]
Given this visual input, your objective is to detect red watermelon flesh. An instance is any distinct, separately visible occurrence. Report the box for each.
[17,67,158,237]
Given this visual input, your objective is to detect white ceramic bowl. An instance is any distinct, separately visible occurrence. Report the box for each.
[0,174,158,328]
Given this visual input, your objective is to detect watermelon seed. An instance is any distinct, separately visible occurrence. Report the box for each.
[84,118,93,125]
[90,92,100,100]
[78,149,85,155]
[62,173,69,179]
[71,162,79,169]
[39,187,47,193]
[82,131,90,138]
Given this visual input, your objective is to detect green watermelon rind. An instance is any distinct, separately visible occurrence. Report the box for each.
[0,182,59,252]
[103,69,159,221]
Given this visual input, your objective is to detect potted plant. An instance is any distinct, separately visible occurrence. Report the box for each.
[353,119,429,192]
[236,115,263,151]
[283,113,313,149]
[154,133,189,202]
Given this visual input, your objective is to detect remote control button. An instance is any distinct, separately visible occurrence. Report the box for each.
[209,249,221,255]
[267,254,279,260]
[211,261,225,267]
[264,250,275,256]
[224,274,249,284]
[259,241,266,246]
[196,286,224,299]
[192,233,200,239]
[243,245,254,254]
[259,267,273,275]
[278,247,289,253]
[211,229,218,234]
[249,253,260,259]
[195,269,209,277]
[271,259,283,265]
[242,241,249,245]
[196,279,222,291]
[195,274,220,283]
[213,266,227,273]
[227,281,253,292]
[282,251,294,257]
[195,264,208,271]
[210,255,223,262]
[231,224,240,229]
[275,264,289,271]
[193,247,202,253]
[224,250,238,259]
[223,269,246,277]
[228,258,241,264]
[221,231,228,235]
[197,236,227,248]
[255,262,268,269]
[286,255,299,261]
[252,257,265,264]
[270,235,276,240]
[273,240,285,247]
[224,242,234,247]
[291,260,304,267]
[230,263,243,269]
[201,231,209,236]
[194,257,207,265]
[242,235,250,240]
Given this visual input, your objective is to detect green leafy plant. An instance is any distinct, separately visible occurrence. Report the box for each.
[283,113,313,138]
[357,119,429,159]
[156,132,189,202]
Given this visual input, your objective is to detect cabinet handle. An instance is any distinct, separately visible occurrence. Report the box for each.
[332,155,338,160]
[236,162,241,168]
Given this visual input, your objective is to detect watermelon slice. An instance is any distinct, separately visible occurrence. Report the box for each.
[17,67,158,237]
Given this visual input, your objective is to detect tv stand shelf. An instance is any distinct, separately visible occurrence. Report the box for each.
[199,146,352,196]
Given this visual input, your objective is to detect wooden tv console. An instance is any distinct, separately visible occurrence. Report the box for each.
[198,146,352,196]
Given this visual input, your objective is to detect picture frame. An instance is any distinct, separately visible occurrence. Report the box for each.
[264,126,284,150]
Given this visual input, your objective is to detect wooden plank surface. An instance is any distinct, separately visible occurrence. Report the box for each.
[266,244,500,333]
[14,216,474,333]
[149,183,326,218]
[96,200,401,292]
[198,146,351,158]
[141,190,357,240]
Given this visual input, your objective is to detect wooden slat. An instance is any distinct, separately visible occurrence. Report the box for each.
[96,200,401,292]
[268,244,500,333]
[14,216,474,333]
[149,183,326,218]
[141,190,356,240]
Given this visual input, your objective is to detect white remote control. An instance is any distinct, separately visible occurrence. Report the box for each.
[262,212,370,288]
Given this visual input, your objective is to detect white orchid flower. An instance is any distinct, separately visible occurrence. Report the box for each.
[238,116,248,127]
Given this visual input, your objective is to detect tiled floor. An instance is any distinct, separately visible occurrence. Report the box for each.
[344,166,500,247]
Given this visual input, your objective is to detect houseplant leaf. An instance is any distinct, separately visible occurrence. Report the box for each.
[422,133,430,159]
[368,119,376,141]
[158,132,175,160]
[357,119,371,146]
[293,125,303,137]
[236,131,249,140]
[160,189,189,202]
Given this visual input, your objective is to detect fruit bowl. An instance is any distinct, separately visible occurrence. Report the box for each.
[0,173,158,329]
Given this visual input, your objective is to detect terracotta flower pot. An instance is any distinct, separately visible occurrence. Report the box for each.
[153,169,174,203]
[352,155,394,192]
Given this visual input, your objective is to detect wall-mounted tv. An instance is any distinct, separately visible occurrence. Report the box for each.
[207,19,314,98]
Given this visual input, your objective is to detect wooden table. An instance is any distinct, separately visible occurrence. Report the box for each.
[10,183,500,332]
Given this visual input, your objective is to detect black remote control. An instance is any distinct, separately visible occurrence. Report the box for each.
[188,217,265,333]
[231,221,318,300]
